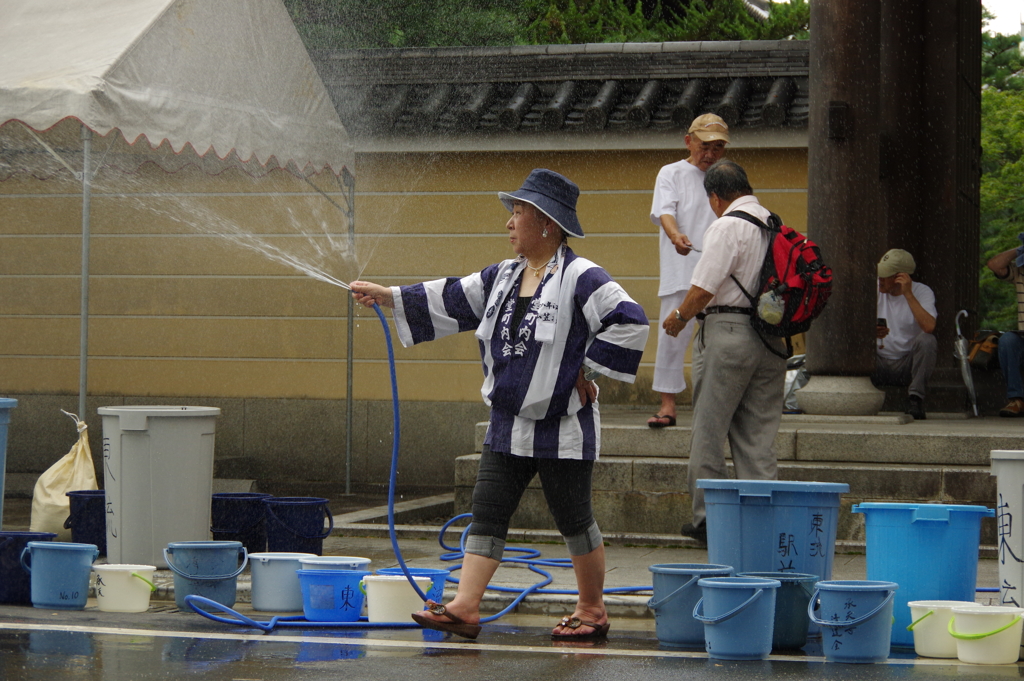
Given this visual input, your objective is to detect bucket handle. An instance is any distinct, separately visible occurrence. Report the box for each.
[19,546,31,574]
[265,502,334,539]
[133,572,158,592]
[163,547,249,582]
[948,614,1023,640]
[647,574,700,611]
[807,588,895,628]
[63,514,73,530]
[692,588,767,625]
[357,579,368,596]
[906,609,933,631]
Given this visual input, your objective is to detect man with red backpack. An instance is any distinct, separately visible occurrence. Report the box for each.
[662,159,786,545]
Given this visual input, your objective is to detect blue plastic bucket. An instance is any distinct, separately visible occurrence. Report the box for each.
[0,398,17,529]
[211,493,273,555]
[20,541,99,610]
[375,567,450,605]
[264,497,334,555]
[647,563,734,647]
[852,502,994,648]
[164,541,248,609]
[0,531,56,605]
[693,576,781,660]
[297,569,371,622]
[249,552,316,612]
[65,490,107,556]
[698,480,849,579]
[809,580,899,663]
[738,571,818,650]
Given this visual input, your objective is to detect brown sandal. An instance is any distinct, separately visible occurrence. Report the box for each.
[551,615,610,640]
[411,601,482,640]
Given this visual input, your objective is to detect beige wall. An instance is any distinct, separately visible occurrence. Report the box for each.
[0,148,807,405]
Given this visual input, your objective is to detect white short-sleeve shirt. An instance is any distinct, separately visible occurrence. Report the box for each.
[688,195,772,308]
[650,159,718,297]
[877,282,937,360]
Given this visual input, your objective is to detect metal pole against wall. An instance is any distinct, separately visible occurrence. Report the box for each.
[79,126,92,421]
[343,169,356,496]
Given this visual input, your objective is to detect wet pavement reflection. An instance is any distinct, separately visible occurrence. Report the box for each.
[1,604,1017,681]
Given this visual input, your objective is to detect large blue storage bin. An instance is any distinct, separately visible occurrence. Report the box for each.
[851,502,994,648]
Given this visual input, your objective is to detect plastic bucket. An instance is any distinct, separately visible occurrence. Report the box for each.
[990,451,1024,609]
[852,502,993,647]
[297,569,371,622]
[906,600,977,658]
[264,497,334,555]
[948,604,1024,665]
[362,574,433,623]
[98,406,220,568]
[20,541,99,610]
[163,540,248,609]
[249,552,316,612]
[698,480,848,581]
[693,576,781,660]
[299,556,372,571]
[809,580,898,663]
[0,531,56,605]
[647,563,734,648]
[92,564,157,613]
[0,398,17,529]
[738,572,818,650]
[211,493,273,555]
[376,567,450,605]
[65,490,107,556]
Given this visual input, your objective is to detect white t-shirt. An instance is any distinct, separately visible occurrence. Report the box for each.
[689,195,772,308]
[877,281,937,360]
[650,159,718,296]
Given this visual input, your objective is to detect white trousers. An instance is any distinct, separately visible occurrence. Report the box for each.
[653,290,697,394]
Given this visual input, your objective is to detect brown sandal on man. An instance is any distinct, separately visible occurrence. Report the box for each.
[551,615,610,640]
[411,601,482,640]
[647,414,676,428]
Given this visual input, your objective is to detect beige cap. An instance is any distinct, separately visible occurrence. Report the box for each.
[877,249,916,278]
[688,113,730,143]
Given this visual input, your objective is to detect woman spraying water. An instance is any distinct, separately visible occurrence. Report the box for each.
[351,169,648,640]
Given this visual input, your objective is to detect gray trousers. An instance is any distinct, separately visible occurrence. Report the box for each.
[688,313,786,527]
[872,332,937,399]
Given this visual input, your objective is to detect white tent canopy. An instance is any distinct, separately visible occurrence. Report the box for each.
[0,0,355,423]
[0,0,353,176]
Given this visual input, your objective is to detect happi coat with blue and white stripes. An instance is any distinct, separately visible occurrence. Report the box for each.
[391,245,648,461]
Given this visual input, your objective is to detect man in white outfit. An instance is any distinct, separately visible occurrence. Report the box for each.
[646,113,729,428]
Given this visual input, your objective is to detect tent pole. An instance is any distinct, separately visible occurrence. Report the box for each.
[79,126,92,422]
[343,169,356,497]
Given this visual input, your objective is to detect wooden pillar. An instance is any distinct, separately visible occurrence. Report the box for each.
[805,0,882,378]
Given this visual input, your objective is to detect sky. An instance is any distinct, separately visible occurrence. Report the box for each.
[984,0,1024,36]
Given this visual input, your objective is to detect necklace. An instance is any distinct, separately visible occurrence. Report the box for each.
[526,262,546,278]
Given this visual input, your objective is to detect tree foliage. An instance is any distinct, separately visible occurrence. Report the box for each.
[978,7,1024,329]
[284,0,808,49]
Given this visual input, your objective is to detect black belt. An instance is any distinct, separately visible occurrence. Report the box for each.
[696,305,753,321]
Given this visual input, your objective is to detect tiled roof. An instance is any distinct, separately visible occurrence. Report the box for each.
[310,41,809,138]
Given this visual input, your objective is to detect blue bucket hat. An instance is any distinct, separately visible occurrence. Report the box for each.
[498,169,584,238]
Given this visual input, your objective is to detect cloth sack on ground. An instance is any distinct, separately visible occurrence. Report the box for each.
[30,411,98,540]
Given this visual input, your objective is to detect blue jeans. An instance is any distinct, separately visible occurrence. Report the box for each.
[999,332,1024,399]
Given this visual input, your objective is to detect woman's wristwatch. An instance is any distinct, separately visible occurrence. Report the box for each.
[674,309,684,322]
[583,366,600,381]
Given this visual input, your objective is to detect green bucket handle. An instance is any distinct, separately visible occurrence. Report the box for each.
[692,588,766,625]
[132,572,157,592]
[358,579,368,596]
[948,614,1023,640]
[906,609,933,631]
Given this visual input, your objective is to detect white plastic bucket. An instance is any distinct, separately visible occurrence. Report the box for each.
[92,564,156,613]
[906,600,976,658]
[249,552,316,612]
[949,605,1024,665]
[298,556,371,571]
[361,574,432,623]
[991,450,1024,608]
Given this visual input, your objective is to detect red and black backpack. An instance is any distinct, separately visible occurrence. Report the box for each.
[727,210,833,358]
